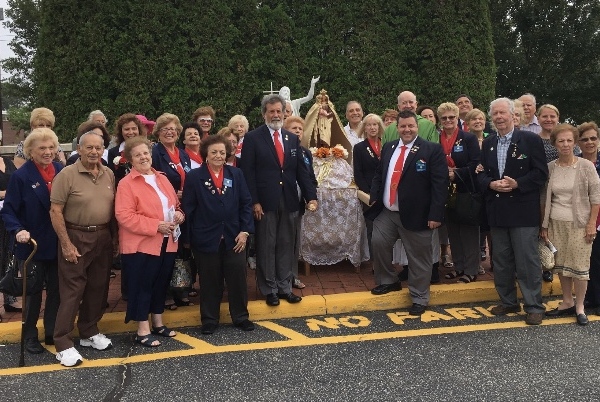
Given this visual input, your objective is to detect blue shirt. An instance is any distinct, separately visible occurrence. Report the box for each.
[497,130,514,177]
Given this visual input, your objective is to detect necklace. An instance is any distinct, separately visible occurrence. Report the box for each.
[556,156,576,168]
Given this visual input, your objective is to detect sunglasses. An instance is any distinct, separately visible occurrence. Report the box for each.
[198,118,213,123]
[441,116,456,121]
[580,137,598,142]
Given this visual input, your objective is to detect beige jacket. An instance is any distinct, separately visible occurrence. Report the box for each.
[541,158,600,228]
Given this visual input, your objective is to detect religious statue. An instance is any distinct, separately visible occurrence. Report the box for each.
[279,76,320,117]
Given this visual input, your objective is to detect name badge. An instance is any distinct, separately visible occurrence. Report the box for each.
[416,159,427,172]
[183,165,191,173]
[303,156,310,166]
[453,145,464,152]
[223,178,233,188]
[291,148,297,157]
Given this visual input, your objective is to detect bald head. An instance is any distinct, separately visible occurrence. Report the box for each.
[397,91,418,112]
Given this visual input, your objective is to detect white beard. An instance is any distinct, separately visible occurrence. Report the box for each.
[267,120,283,131]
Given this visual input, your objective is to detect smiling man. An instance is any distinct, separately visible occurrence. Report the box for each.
[382,91,438,144]
[344,101,364,146]
[518,93,541,134]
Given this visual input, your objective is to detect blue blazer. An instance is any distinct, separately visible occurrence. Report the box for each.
[477,129,548,227]
[151,142,192,192]
[241,124,317,213]
[182,164,254,253]
[367,137,448,231]
[446,130,481,193]
[353,138,380,193]
[1,160,63,260]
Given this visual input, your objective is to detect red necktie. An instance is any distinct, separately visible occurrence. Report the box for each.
[389,146,407,205]
[462,121,469,132]
[274,130,284,166]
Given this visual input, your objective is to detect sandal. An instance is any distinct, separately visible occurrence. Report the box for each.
[151,325,176,338]
[135,334,161,347]
[164,302,178,311]
[188,288,198,297]
[444,271,463,280]
[292,278,306,289]
[458,274,477,283]
[442,255,454,268]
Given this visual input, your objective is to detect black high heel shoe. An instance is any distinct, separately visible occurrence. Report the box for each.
[3,304,22,313]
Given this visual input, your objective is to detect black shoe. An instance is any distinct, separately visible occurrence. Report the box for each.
[45,335,54,345]
[430,263,440,284]
[371,281,402,295]
[3,304,22,313]
[25,338,45,354]
[277,292,302,303]
[545,306,576,317]
[542,271,553,282]
[234,319,255,331]
[266,293,280,306]
[409,303,427,316]
[398,266,409,281]
[201,323,218,334]
[576,313,589,326]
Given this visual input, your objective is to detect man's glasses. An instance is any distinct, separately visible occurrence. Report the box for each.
[580,137,598,142]
[441,116,456,121]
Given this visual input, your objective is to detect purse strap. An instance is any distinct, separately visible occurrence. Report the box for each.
[453,169,477,193]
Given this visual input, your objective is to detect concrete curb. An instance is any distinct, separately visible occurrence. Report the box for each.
[0,280,562,344]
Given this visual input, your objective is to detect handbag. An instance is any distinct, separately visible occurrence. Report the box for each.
[446,170,482,226]
[0,240,43,297]
[538,239,555,271]
[170,249,192,288]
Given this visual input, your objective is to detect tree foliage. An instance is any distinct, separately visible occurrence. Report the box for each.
[10,0,497,140]
[491,0,600,123]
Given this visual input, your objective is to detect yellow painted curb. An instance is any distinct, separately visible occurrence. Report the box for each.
[0,279,563,344]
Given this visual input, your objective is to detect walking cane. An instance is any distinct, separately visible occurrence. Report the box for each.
[19,238,37,367]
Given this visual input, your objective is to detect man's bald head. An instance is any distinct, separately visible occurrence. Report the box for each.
[397,91,418,113]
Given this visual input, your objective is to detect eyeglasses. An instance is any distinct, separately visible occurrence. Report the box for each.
[198,118,213,123]
[160,127,177,133]
[580,137,598,142]
[441,116,456,121]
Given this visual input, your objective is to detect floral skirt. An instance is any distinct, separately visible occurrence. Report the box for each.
[549,219,590,280]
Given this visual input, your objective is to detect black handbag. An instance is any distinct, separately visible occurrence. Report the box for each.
[0,239,43,297]
[447,170,482,226]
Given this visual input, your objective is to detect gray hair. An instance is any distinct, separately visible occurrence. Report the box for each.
[261,94,286,115]
[489,97,515,116]
[88,110,108,124]
[520,93,536,105]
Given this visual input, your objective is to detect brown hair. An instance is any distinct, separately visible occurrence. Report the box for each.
[550,123,579,146]
[123,136,152,162]
[200,134,232,161]
[192,106,216,122]
[115,113,146,144]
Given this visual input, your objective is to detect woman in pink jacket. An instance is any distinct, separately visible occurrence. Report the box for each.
[115,136,185,347]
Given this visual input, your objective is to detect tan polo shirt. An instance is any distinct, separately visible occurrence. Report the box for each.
[50,159,115,226]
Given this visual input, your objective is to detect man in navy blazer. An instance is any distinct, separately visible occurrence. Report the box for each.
[477,97,548,325]
[241,94,318,306]
[368,110,448,315]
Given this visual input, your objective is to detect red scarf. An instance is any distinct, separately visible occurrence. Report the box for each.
[208,166,224,195]
[440,127,459,168]
[185,148,203,165]
[367,137,381,158]
[34,162,56,192]
[165,146,186,190]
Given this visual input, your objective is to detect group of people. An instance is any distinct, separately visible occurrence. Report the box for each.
[1,86,598,367]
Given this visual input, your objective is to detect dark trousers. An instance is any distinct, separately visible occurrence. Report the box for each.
[446,219,480,276]
[195,241,249,325]
[53,228,112,352]
[585,232,600,306]
[121,238,175,323]
[24,259,60,340]
[255,197,298,295]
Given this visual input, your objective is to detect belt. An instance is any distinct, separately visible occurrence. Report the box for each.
[65,222,109,232]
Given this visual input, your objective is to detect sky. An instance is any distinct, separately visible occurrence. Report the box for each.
[0,0,15,68]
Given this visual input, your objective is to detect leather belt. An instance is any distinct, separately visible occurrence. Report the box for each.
[65,222,109,232]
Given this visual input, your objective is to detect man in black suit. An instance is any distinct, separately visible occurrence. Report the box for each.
[456,94,494,134]
[368,110,448,315]
[477,97,548,325]
[241,94,318,306]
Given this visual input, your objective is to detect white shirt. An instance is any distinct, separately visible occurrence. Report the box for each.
[142,174,170,223]
[344,124,362,147]
[268,126,284,151]
[383,138,416,211]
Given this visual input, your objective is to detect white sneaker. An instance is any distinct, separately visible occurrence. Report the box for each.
[247,257,256,270]
[56,347,83,367]
[80,333,113,350]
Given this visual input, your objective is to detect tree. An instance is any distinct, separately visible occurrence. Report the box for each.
[491,0,600,123]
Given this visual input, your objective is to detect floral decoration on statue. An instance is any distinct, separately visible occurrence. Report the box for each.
[310,144,349,159]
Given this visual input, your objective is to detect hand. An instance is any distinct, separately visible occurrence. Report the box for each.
[311,76,320,84]
[539,228,549,243]
[585,225,596,244]
[503,176,519,190]
[253,203,264,220]
[173,211,185,225]
[428,221,441,229]
[448,169,455,182]
[233,232,249,253]
[475,164,484,174]
[177,190,183,199]
[62,242,82,264]
[158,221,175,235]
[15,229,31,244]
[491,179,511,193]
[306,200,318,212]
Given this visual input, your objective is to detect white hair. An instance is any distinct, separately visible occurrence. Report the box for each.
[88,110,108,124]
[489,98,514,115]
